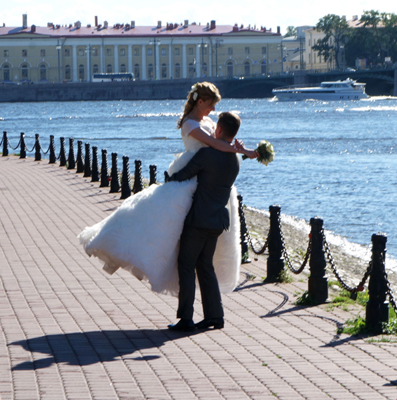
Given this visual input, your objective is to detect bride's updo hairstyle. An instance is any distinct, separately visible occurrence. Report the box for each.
[177,82,221,128]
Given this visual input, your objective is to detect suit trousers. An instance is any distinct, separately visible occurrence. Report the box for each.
[177,225,224,321]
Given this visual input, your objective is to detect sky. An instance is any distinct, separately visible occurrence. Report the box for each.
[1,0,396,35]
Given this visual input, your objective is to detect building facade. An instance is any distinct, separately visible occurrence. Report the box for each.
[0,15,283,83]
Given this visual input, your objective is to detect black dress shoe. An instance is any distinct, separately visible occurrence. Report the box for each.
[168,319,196,331]
[195,318,224,330]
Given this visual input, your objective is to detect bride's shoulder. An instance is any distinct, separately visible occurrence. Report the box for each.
[181,118,200,136]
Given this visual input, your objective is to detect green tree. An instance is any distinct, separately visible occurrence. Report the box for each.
[284,26,297,38]
[312,14,350,69]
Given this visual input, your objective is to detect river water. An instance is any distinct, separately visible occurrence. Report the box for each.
[1,96,396,267]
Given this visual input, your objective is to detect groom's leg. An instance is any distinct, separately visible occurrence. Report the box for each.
[177,226,206,320]
[196,229,224,320]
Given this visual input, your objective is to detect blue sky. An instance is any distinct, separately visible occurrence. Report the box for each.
[2,0,395,34]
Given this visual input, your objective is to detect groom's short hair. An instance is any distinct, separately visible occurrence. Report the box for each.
[217,112,241,139]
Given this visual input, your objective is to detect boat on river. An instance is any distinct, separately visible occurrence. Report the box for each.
[272,78,369,101]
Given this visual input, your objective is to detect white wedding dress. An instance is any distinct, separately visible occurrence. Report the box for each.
[78,116,241,296]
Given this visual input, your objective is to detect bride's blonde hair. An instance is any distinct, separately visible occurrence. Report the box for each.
[177,82,221,129]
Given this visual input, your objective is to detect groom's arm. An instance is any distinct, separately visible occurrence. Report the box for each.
[167,148,207,183]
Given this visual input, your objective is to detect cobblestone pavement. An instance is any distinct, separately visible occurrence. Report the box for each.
[1,155,397,400]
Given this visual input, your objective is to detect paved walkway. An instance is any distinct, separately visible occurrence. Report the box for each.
[1,155,397,400]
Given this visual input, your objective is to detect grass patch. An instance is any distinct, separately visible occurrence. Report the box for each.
[294,291,318,306]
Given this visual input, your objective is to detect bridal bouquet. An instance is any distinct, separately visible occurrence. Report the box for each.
[243,140,275,166]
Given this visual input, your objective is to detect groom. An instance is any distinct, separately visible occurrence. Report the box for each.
[166,112,242,331]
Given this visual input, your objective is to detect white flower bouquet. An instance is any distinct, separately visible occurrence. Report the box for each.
[243,140,275,166]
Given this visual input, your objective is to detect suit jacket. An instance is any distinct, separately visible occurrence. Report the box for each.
[169,147,240,230]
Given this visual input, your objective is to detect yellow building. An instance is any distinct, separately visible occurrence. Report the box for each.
[0,14,283,83]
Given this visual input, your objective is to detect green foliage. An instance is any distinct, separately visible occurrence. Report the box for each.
[284,26,297,38]
[337,316,367,335]
[382,318,397,335]
[295,291,318,306]
[278,268,293,283]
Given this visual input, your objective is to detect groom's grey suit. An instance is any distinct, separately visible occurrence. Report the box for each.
[168,146,240,321]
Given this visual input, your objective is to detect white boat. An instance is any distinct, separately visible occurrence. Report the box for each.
[272,78,368,101]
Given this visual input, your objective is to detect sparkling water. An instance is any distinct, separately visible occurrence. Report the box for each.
[1,97,396,266]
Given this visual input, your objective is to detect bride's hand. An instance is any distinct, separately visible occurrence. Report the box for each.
[234,139,259,159]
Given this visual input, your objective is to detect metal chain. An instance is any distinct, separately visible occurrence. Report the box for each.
[383,269,397,315]
[322,230,372,293]
[26,142,36,153]
[40,142,51,155]
[0,137,3,146]
[279,218,311,274]
[7,138,21,151]
[240,207,269,255]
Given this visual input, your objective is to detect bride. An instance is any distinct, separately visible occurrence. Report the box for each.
[78,82,257,296]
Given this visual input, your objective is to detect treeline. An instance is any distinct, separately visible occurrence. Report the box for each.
[312,10,397,68]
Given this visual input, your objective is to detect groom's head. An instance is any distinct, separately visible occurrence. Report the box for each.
[216,112,241,143]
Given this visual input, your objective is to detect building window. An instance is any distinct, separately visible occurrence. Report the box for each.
[188,62,195,78]
[79,64,85,80]
[134,64,140,79]
[134,48,140,56]
[4,50,9,57]
[262,47,267,55]
[188,47,194,55]
[21,63,29,79]
[92,48,98,56]
[244,61,251,76]
[148,63,153,79]
[120,48,126,56]
[106,48,112,56]
[175,63,181,78]
[22,49,27,57]
[120,64,126,73]
[175,47,180,56]
[202,62,207,77]
[78,49,84,57]
[227,61,234,77]
[93,64,99,74]
[245,47,250,55]
[65,65,71,80]
[40,64,47,81]
[147,48,153,56]
[106,64,113,73]
[41,49,46,57]
[161,63,167,78]
[261,60,267,75]
[3,64,10,81]
[65,49,70,57]
[161,48,166,56]
[228,47,233,55]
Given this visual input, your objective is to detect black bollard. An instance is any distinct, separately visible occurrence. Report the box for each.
[91,146,99,182]
[121,156,132,199]
[2,131,9,157]
[59,137,67,166]
[237,194,251,264]
[366,233,389,333]
[76,140,84,173]
[34,134,41,161]
[100,149,109,187]
[48,135,56,164]
[266,205,284,282]
[308,217,328,304]
[20,133,26,159]
[83,143,92,177]
[149,164,157,185]
[110,152,120,193]
[67,138,75,169]
[132,159,144,194]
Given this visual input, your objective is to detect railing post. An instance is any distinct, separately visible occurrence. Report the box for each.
[121,156,132,199]
[2,131,9,156]
[132,159,143,194]
[34,134,41,161]
[366,233,389,333]
[308,217,328,304]
[59,137,67,166]
[237,194,251,264]
[110,152,120,193]
[149,164,157,185]
[266,205,284,282]
[48,135,56,164]
[100,149,109,187]
[83,143,92,177]
[76,140,84,173]
[67,138,75,169]
[20,133,26,159]
[91,146,99,182]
